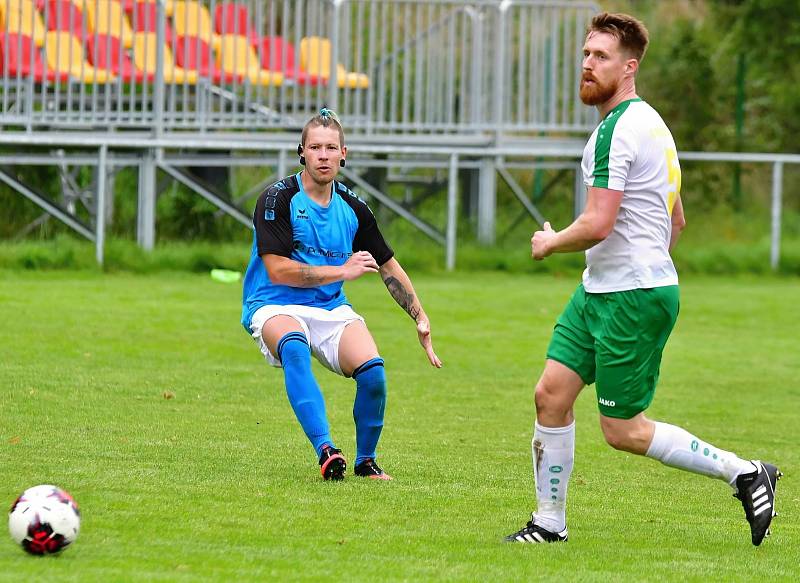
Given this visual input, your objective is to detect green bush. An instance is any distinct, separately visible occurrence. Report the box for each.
[0,234,797,276]
[0,238,249,274]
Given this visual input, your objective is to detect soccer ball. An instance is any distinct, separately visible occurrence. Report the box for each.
[8,485,81,555]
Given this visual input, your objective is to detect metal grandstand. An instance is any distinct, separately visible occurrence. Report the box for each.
[1,0,793,268]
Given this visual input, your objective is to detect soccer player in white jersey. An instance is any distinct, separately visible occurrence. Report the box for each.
[505,12,780,546]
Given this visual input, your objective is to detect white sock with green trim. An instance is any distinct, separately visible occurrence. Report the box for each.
[645,421,755,486]
[532,421,575,533]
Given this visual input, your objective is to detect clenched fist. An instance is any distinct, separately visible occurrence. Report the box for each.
[531,221,556,260]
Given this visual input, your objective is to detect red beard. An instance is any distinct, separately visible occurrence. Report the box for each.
[580,76,618,106]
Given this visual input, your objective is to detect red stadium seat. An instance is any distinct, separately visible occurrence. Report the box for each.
[213,2,258,44]
[215,34,282,86]
[129,1,195,84]
[0,32,65,81]
[132,32,196,84]
[259,36,320,86]
[44,0,87,38]
[44,30,115,83]
[88,33,149,83]
[173,35,236,84]
[130,0,174,38]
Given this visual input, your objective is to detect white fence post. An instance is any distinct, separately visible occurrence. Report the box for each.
[446,153,459,271]
[95,145,109,266]
[770,161,784,271]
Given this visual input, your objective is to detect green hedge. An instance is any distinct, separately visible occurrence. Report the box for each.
[0,235,797,276]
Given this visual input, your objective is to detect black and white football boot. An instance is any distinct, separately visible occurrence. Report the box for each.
[734,460,782,546]
[504,514,568,544]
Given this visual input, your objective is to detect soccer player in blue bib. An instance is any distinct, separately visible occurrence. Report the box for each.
[505,13,780,546]
[242,109,442,481]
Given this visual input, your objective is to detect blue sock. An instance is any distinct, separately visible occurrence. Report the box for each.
[352,358,387,466]
[278,332,332,457]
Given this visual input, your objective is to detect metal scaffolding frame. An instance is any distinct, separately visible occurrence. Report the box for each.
[0,0,599,133]
[1,142,796,269]
[1,0,796,269]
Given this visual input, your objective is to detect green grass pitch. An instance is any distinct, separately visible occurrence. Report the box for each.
[0,271,797,581]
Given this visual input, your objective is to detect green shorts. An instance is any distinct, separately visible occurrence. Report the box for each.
[546,284,679,419]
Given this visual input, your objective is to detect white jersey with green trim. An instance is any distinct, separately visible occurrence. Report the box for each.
[580,98,681,293]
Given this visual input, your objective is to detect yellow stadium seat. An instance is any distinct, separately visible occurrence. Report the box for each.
[132,32,197,84]
[59,0,172,13]
[0,0,47,47]
[44,30,114,83]
[336,63,369,90]
[300,36,369,89]
[217,35,283,86]
[85,0,134,49]
[172,0,220,51]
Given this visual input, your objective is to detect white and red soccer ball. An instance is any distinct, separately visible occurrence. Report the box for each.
[8,485,80,555]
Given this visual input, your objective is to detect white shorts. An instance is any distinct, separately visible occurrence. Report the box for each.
[249,304,365,376]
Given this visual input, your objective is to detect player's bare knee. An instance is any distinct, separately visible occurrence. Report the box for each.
[534,379,569,419]
[600,417,649,454]
[534,379,553,411]
[601,426,632,451]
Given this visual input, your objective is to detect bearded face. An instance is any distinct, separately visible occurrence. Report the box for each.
[580,31,635,108]
[579,73,619,106]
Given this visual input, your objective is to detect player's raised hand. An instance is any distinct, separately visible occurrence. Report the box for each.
[416,318,442,368]
[341,251,379,280]
[531,221,556,260]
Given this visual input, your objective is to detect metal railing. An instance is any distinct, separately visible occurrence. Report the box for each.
[493,0,597,133]
[0,0,599,136]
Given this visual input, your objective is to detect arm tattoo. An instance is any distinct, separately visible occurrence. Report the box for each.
[383,276,420,321]
[300,264,324,287]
